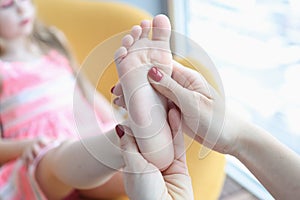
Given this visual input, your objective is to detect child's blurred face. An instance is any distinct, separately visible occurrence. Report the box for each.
[0,0,35,40]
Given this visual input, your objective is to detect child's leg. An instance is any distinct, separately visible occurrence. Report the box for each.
[78,172,125,199]
[114,15,174,169]
[35,128,125,199]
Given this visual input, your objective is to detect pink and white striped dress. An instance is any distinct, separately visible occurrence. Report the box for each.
[0,50,114,199]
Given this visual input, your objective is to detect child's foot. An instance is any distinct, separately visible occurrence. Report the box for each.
[114,14,173,128]
[115,14,172,77]
[114,15,174,169]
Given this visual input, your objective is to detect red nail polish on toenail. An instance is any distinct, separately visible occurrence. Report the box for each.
[148,67,163,82]
[115,125,125,138]
[110,86,115,94]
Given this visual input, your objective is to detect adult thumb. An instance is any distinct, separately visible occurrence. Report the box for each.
[116,125,149,173]
[147,67,190,107]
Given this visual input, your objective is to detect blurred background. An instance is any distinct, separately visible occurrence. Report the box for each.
[186,1,300,199]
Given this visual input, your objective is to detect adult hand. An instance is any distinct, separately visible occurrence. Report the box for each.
[115,108,193,200]
[146,60,241,155]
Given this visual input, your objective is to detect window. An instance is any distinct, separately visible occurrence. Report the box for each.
[170,0,300,199]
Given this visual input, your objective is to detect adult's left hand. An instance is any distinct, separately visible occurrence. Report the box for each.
[116,108,194,200]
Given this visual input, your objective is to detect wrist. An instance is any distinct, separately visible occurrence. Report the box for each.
[230,119,257,159]
[222,111,252,157]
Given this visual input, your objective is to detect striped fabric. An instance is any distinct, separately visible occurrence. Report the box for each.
[0,50,113,199]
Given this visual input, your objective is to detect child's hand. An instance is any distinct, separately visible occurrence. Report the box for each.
[21,137,53,167]
[116,108,194,200]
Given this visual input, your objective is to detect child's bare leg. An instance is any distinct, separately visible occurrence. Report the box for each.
[78,172,125,199]
[35,129,125,199]
[114,15,174,169]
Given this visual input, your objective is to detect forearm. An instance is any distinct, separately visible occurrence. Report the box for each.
[232,121,300,199]
[0,139,34,165]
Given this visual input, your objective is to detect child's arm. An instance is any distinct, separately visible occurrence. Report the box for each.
[0,138,37,165]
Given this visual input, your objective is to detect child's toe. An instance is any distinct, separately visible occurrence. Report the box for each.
[152,14,171,41]
[130,25,142,41]
[140,20,151,38]
[114,46,128,64]
[122,34,134,49]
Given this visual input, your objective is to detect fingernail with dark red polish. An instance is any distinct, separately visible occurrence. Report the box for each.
[115,125,125,138]
[110,86,115,94]
[113,97,119,105]
[148,67,163,82]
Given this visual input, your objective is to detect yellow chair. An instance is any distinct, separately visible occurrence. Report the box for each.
[34,0,226,199]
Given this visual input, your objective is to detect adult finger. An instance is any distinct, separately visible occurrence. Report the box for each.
[172,60,215,99]
[111,82,123,97]
[168,108,185,160]
[113,96,126,109]
[115,125,150,173]
[148,67,191,108]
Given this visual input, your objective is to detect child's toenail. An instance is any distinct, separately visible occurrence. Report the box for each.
[148,67,163,82]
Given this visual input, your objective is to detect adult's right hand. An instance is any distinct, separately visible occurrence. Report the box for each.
[149,61,300,200]
[147,60,241,155]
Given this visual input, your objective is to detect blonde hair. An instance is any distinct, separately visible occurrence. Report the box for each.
[31,20,76,64]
